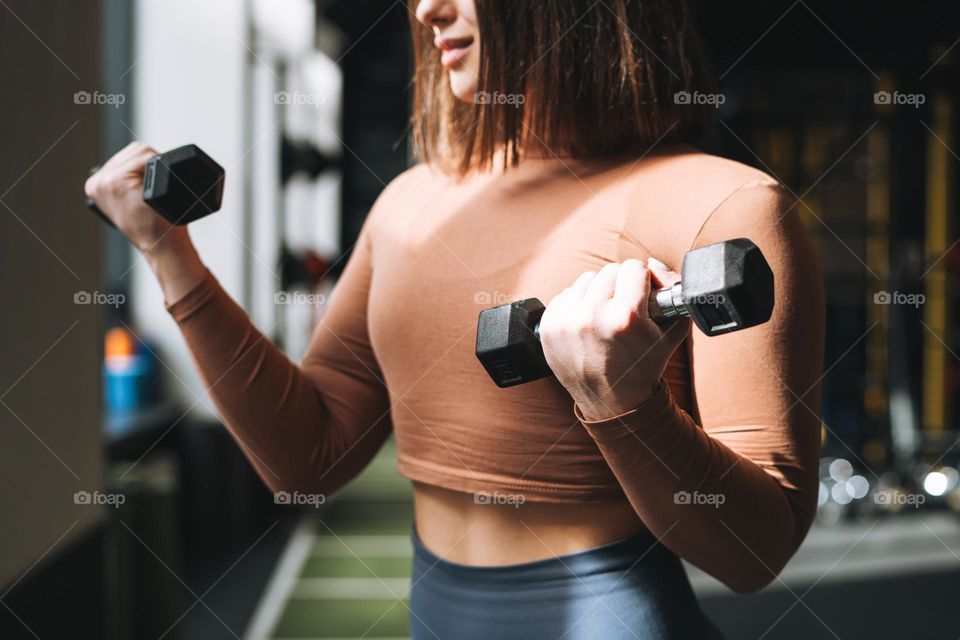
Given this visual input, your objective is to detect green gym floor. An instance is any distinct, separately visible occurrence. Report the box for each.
[243,439,960,640]
[248,439,416,640]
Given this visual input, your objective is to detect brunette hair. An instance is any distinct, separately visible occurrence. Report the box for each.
[408,0,713,175]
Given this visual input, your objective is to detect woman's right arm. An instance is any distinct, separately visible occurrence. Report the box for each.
[86,143,393,496]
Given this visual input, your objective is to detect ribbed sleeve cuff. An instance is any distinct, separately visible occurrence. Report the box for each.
[165,268,220,322]
[574,379,679,442]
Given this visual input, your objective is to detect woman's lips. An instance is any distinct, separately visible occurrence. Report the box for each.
[435,37,473,69]
[441,47,469,68]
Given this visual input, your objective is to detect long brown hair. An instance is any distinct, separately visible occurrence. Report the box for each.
[408,0,713,175]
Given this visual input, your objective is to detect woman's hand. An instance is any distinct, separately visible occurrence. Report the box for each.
[85,141,204,303]
[538,258,690,421]
[83,141,187,255]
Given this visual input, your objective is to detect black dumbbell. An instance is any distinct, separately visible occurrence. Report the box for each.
[475,238,774,388]
[280,136,341,185]
[85,144,225,227]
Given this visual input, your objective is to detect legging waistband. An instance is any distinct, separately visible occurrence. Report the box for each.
[410,526,662,587]
[408,525,724,639]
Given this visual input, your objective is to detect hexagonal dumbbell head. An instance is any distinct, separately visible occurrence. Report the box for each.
[476,298,551,388]
[143,144,225,224]
[679,238,774,336]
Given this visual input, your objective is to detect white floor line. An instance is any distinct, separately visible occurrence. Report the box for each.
[310,534,412,557]
[273,637,409,640]
[290,577,411,599]
[244,514,318,640]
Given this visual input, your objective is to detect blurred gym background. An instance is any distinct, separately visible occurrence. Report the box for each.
[1,1,959,638]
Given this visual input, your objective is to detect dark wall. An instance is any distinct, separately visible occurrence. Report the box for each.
[0,0,105,635]
[324,0,412,251]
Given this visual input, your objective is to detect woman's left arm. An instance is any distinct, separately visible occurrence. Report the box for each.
[540,181,824,593]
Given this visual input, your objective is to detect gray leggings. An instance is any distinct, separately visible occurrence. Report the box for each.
[409,527,725,640]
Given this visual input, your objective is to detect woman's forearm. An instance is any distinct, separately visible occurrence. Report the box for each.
[145,229,392,496]
[578,383,813,594]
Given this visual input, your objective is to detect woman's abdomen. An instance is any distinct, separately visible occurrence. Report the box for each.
[412,482,646,566]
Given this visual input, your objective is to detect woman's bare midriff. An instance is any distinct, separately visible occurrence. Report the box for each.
[412,481,646,566]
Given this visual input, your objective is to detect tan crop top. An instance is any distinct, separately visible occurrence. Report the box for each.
[167,144,824,587]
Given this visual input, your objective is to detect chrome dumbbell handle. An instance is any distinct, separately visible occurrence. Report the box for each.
[648,282,689,322]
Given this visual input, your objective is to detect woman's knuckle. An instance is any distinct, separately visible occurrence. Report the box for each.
[597,305,632,337]
[83,176,98,198]
[576,307,597,333]
[105,176,123,196]
[613,311,637,335]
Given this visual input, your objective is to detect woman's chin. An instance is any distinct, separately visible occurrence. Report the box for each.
[449,75,478,104]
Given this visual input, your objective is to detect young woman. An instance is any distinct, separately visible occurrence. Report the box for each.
[86,0,824,637]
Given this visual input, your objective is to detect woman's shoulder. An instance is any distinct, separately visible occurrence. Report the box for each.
[619,143,788,203]
[366,163,447,223]
[377,162,441,200]
[615,144,798,263]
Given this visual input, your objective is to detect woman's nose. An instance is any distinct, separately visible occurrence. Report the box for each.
[415,0,456,29]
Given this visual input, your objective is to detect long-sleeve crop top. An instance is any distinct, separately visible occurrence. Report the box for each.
[166,143,825,591]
